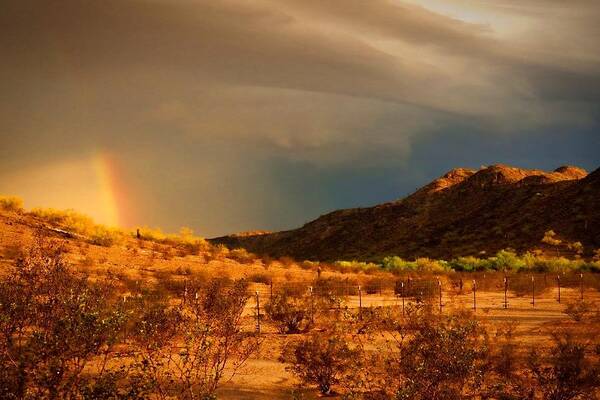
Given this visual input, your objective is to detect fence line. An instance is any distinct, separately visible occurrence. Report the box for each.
[120,273,600,316]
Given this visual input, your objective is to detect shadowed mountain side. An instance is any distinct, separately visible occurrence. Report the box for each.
[210,165,599,261]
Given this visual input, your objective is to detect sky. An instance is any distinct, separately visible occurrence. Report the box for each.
[1,0,599,237]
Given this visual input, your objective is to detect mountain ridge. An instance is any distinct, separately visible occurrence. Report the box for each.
[211,164,600,261]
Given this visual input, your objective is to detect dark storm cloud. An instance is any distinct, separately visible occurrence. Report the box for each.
[0,0,599,235]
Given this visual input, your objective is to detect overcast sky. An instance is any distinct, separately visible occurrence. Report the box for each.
[1,0,599,236]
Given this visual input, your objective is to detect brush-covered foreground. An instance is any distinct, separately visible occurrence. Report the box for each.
[1,205,600,399]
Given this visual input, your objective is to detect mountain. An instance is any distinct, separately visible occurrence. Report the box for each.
[211,164,600,261]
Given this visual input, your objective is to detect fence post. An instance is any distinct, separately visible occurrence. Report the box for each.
[531,276,535,307]
[309,286,314,324]
[503,276,508,309]
[557,275,561,303]
[438,279,443,314]
[358,285,362,320]
[270,280,273,304]
[472,280,477,312]
[401,281,405,317]
[580,273,584,301]
[255,291,261,334]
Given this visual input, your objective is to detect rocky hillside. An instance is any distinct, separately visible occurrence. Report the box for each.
[211,165,600,261]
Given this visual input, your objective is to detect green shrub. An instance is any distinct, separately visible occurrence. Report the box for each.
[490,250,526,271]
[381,256,418,272]
[335,260,379,274]
[449,256,489,272]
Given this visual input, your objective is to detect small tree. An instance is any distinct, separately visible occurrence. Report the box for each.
[527,331,600,400]
[282,331,356,395]
[542,230,562,257]
[132,278,260,399]
[0,235,133,399]
[392,314,489,400]
[265,290,313,334]
[0,195,24,212]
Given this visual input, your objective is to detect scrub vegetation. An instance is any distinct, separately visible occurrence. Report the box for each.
[1,204,599,399]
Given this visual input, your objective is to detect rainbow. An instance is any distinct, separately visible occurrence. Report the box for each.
[92,152,131,228]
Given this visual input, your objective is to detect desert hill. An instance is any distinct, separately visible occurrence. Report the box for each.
[211,164,600,261]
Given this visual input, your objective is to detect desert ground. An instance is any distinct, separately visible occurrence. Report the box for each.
[2,207,599,399]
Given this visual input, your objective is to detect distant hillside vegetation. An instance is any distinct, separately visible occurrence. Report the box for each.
[211,164,600,261]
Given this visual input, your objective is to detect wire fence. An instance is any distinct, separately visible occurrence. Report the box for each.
[117,272,600,334]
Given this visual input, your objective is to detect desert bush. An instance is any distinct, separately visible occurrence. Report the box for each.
[489,322,521,380]
[137,226,209,255]
[387,314,489,400]
[508,274,553,297]
[210,243,230,259]
[248,272,272,285]
[564,301,593,322]
[282,330,357,395]
[90,225,124,247]
[334,309,491,399]
[347,304,408,335]
[580,261,600,273]
[334,260,380,274]
[171,227,209,255]
[542,230,562,246]
[0,236,134,399]
[137,226,167,242]
[265,289,313,334]
[131,278,259,399]
[490,250,527,271]
[313,276,357,298]
[0,195,24,212]
[29,207,124,247]
[393,278,437,300]
[372,253,593,275]
[381,256,418,272]
[527,330,600,400]
[416,257,450,272]
[363,277,386,294]
[30,207,94,232]
[229,247,257,264]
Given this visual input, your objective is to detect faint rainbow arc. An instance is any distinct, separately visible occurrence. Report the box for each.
[92,152,126,228]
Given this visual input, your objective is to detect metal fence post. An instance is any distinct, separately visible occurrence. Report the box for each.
[438,279,443,314]
[472,280,477,312]
[531,276,535,307]
[557,275,561,303]
[309,286,314,324]
[401,281,405,317]
[255,291,261,334]
[580,273,584,301]
[358,285,362,320]
[503,276,508,309]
